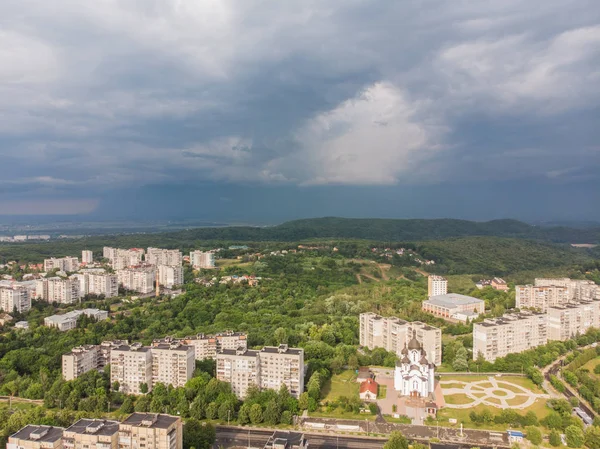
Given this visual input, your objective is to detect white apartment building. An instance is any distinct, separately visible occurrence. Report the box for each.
[153,331,248,360]
[534,278,600,302]
[62,340,127,380]
[157,265,184,289]
[359,313,442,365]
[118,266,156,294]
[36,277,81,304]
[146,248,182,267]
[44,309,109,331]
[103,247,145,270]
[63,419,119,449]
[515,285,569,311]
[216,344,304,399]
[44,257,80,272]
[473,311,548,362]
[118,413,182,449]
[82,250,94,264]
[111,343,153,394]
[151,343,195,388]
[428,275,448,297]
[0,285,31,313]
[72,273,119,299]
[547,301,600,341]
[190,250,215,269]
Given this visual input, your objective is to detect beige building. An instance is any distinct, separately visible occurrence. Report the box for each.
[117,266,156,294]
[62,345,100,381]
[422,293,485,322]
[0,284,31,313]
[157,265,184,289]
[146,248,182,267]
[534,278,599,302]
[154,331,248,360]
[427,275,447,297]
[359,313,442,365]
[103,248,145,270]
[111,343,153,394]
[63,419,119,449]
[473,311,548,362]
[82,251,94,265]
[36,277,81,304]
[151,343,195,389]
[118,414,182,449]
[216,344,304,399]
[44,257,80,272]
[547,301,600,341]
[7,426,64,449]
[190,251,215,269]
[515,285,569,311]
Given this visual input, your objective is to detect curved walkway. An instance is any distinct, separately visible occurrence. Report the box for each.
[441,376,550,409]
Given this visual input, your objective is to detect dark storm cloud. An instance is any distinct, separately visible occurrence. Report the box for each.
[0,0,600,215]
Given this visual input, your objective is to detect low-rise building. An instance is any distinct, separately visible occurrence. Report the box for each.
[63,419,119,449]
[118,413,182,449]
[359,378,378,402]
[7,426,64,449]
[15,320,29,329]
[422,293,485,322]
[44,309,108,331]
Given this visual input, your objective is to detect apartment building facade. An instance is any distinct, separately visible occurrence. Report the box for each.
[103,248,145,270]
[63,419,119,449]
[216,345,304,399]
[118,413,182,449]
[547,301,600,341]
[153,331,248,360]
[515,285,569,311]
[72,273,119,299]
[146,248,182,267]
[157,265,184,289]
[190,251,215,269]
[44,257,80,272]
[82,250,94,265]
[427,275,448,297]
[7,426,65,449]
[473,311,548,362]
[151,343,195,389]
[36,277,81,304]
[117,266,156,294]
[534,278,599,302]
[359,313,442,365]
[0,284,31,313]
[62,340,128,380]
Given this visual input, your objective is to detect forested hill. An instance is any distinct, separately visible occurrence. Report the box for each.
[165,217,600,244]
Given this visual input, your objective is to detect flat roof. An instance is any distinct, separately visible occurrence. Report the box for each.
[152,343,192,352]
[10,425,65,443]
[261,346,303,356]
[65,419,119,436]
[121,413,179,429]
[219,348,260,357]
[425,293,485,307]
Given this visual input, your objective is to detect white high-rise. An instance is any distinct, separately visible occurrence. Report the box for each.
[44,257,80,272]
[427,275,448,297]
[117,266,156,294]
[157,265,184,288]
[103,247,145,270]
[36,278,81,304]
[146,248,183,267]
[0,285,31,313]
[82,250,94,264]
[190,251,215,269]
[73,273,119,298]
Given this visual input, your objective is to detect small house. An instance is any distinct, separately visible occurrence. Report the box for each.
[507,430,524,443]
[359,378,378,402]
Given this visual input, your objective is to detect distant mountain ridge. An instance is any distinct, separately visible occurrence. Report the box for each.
[167,217,600,243]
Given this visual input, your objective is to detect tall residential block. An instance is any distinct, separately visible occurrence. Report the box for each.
[7,426,65,449]
[473,311,548,362]
[118,413,182,449]
[534,278,600,302]
[103,248,145,270]
[0,285,31,313]
[547,301,600,341]
[117,266,156,294]
[73,273,119,299]
[146,248,183,267]
[62,340,129,380]
[216,344,304,399]
[36,277,81,304]
[63,419,119,449]
[359,313,442,365]
[190,250,215,269]
[153,331,248,360]
[151,342,195,389]
[82,250,94,264]
[427,275,447,297]
[44,257,80,272]
[515,284,569,311]
[157,265,184,289]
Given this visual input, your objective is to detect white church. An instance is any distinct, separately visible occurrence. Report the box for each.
[394,331,435,397]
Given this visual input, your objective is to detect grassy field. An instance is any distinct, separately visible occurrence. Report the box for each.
[506,396,530,407]
[310,410,377,421]
[444,394,473,405]
[441,383,466,389]
[496,376,544,393]
[581,357,600,380]
[438,375,489,382]
[321,370,359,402]
[0,401,38,412]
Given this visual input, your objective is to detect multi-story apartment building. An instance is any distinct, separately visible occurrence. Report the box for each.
[45,309,108,331]
[82,250,94,265]
[151,342,195,389]
[153,331,248,360]
[359,313,442,365]
[63,419,119,449]
[111,343,153,395]
[0,284,31,313]
[547,301,600,341]
[421,293,485,323]
[473,311,548,362]
[515,285,569,311]
[7,425,65,449]
[216,344,304,399]
[36,277,81,304]
[427,275,447,297]
[117,266,156,294]
[118,413,182,449]
[72,273,119,299]
[157,265,184,289]
[103,248,145,270]
[190,251,215,269]
[534,278,599,302]
[44,257,80,272]
[146,248,182,267]
[62,340,128,380]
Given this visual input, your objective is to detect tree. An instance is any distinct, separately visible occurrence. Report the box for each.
[549,430,562,447]
[298,392,309,410]
[120,396,134,414]
[566,425,585,448]
[206,402,218,420]
[526,427,542,445]
[452,346,469,372]
[264,400,281,425]
[250,403,263,424]
[183,419,215,449]
[139,383,148,394]
[281,410,293,425]
[274,327,288,345]
[112,381,120,392]
[238,403,251,425]
[586,426,600,449]
[383,432,408,449]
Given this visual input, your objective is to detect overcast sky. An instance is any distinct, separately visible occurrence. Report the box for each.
[1,1,599,222]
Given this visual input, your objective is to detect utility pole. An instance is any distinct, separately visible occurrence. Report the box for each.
[248,430,250,449]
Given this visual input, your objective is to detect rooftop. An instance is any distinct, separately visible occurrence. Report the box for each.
[65,419,119,437]
[10,425,65,443]
[219,348,260,357]
[425,293,485,307]
[261,345,303,356]
[121,413,179,429]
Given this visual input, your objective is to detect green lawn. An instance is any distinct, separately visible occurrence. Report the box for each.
[440,382,466,389]
[496,376,544,393]
[506,396,530,407]
[377,385,387,399]
[581,357,600,380]
[310,409,377,421]
[444,394,473,405]
[321,370,359,402]
[0,401,38,411]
